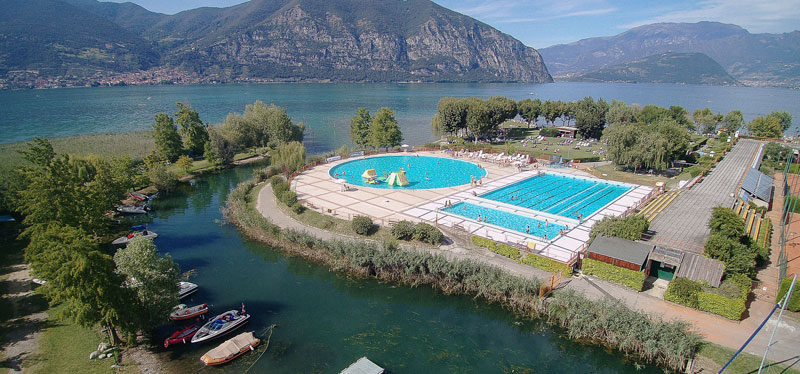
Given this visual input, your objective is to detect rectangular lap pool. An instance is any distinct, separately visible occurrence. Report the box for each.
[442,202,564,239]
[480,173,630,220]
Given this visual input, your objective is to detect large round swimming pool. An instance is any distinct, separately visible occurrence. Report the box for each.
[328,155,487,189]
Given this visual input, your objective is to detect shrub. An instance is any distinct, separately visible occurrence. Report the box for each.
[471,236,520,260]
[664,277,701,308]
[789,163,800,174]
[291,202,305,214]
[270,175,285,187]
[697,291,746,320]
[589,215,649,242]
[391,220,415,240]
[777,277,800,312]
[517,253,572,276]
[539,127,560,137]
[581,258,646,291]
[148,164,179,193]
[278,190,297,206]
[352,216,375,235]
[413,223,444,245]
[272,141,306,173]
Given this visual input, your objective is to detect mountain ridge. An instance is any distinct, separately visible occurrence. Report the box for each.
[572,52,737,85]
[539,21,800,88]
[1,0,552,88]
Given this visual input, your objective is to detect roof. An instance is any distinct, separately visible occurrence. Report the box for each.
[741,168,773,202]
[675,252,725,287]
[587,236,653,266]
[340,357,384,374]
[649,246,683,267]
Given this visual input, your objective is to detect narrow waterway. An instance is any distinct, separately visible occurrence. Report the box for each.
[140,164,661,373]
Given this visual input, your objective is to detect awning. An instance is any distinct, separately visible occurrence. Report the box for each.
[649,246,683,267]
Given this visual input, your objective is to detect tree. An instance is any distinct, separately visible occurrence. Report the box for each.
[768,110,792,132]
[272,141,306,173]
[748,115,783,138]
[26,223,135,343]
[350,108,372,147]
[574,97,608,139]
[487,96,518,128]
[174,102,209,156]
[517,98,542,127]
[176,155,193,174]
[149,164,178,193]
[241,100,304,149]
[542,100,560,126]
[692,108,723,134]
[603,119,689,171]
[589,215,649,242]
[722,110,744,132]
[465,98,491,141]
[369,107,403,150]
[668,106,693,129]
[709,207,746,240]
[639,105,671,124]
[606,100,638,125]
[114,237,180,331]
[206,128,235,166]
[763,142,790,162]
[152,113,183,162]
[16,139,130,236]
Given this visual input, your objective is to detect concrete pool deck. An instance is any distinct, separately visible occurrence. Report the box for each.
[292,151,654,263]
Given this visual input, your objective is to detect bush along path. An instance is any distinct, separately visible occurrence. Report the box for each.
[227,179,701,372]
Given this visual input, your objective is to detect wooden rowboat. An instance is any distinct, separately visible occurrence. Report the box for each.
[169,303,208,321]
[200,331,260,366]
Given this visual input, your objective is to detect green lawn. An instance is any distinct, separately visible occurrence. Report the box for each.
[486,127,606,161]
[696,342,800,374]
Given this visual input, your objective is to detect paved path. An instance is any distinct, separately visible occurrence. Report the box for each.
[256,182,800,366]
[649,139,761,252]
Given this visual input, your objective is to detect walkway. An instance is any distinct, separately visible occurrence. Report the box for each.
[649,139,762,253]
[256,182,800,365]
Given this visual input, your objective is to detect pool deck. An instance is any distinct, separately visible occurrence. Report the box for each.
[292,151,654,263]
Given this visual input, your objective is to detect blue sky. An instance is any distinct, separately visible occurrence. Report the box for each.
[107,0,800,48]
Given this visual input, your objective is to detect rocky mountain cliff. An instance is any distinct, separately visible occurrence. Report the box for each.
[573,52,737,85]
[539,22,800,87]
[2,0,552,85]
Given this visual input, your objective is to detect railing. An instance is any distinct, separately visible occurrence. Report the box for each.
[778,151,797,281]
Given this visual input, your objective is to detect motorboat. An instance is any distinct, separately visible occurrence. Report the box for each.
[200,331,260,366]
[164,322,202,347]
[116,204,149,214]
[111,230,157,245]
[191,307,250,344]
[169,303,209,321]
[178,281,198,299]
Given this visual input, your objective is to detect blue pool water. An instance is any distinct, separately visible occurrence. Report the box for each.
[481,173,630,220]
[442,202,565,239]
[328,155,487,189]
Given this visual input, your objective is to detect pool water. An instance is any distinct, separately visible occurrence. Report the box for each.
[442,202,565,239]
[328,155,487,189]
[481,173,630,220]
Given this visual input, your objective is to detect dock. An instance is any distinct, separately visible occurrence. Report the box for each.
[340,357,385,374]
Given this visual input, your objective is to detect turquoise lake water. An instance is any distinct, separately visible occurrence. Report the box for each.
[139,164,660,373]
[328,155,487,189]
[1,82,799,154]
[481,173,630,220]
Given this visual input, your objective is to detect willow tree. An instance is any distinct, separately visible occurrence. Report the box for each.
[175,102,209,156]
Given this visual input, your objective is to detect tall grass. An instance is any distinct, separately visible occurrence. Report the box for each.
[223,179,701,372]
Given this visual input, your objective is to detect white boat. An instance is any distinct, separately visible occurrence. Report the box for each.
[116,205,149,214]
[111,230,158,245]
[191,308,250,344]
[179,281,199,299]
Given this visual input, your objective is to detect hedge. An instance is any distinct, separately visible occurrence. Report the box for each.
[517,253,573,276]
[664,276,749,320]
[777,277,800,312]
[581,258,646,291]
[352,216,375,235]
[471,236,520,259]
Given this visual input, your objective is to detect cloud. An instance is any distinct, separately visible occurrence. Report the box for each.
[619,0,800,33]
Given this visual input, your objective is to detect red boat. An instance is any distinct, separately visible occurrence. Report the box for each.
[164,322,202,348]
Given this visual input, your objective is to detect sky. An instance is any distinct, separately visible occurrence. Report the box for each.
[107,0,800,48]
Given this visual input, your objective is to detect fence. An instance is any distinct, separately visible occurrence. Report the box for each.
[778,151,797,281]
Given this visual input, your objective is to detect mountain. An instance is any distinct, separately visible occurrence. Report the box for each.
[539,22,800,87]
[573,52,737,85]
[0,0,159,76]
[2,0,552,86]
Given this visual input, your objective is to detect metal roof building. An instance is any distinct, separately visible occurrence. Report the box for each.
[587,236,653,271]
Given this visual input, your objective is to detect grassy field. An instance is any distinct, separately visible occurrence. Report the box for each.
[0,132,154,175]
[695,342,800,374]
[486,127,606,161]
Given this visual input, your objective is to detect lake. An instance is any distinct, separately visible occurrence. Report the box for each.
[1,82,799,154]
[141,164,661,373]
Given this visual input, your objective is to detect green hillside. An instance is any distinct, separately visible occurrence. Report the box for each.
[573,52,737,85]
